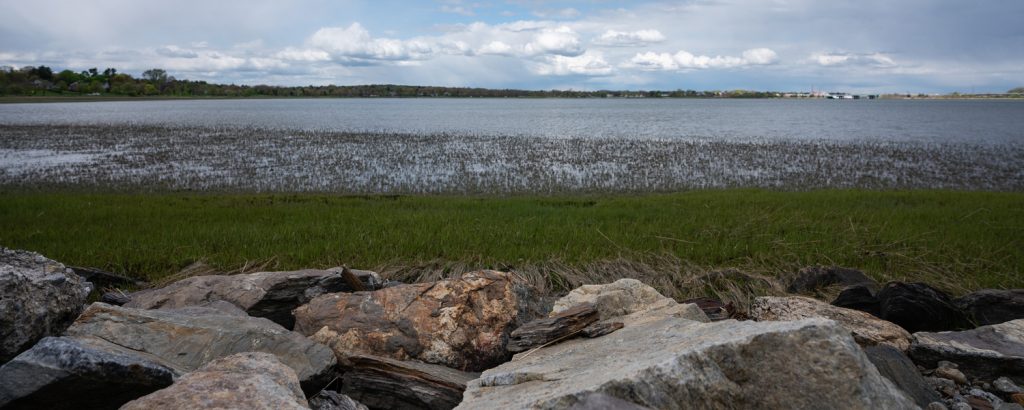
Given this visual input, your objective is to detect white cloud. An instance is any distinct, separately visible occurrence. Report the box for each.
[742,48,778,65]
[524,26,582,57]
[308,23,439,63]
[532,51,612,76]
[812,52,897,68]
[593,29,666,47]
[478,41,514,56]
[627,48,779,70]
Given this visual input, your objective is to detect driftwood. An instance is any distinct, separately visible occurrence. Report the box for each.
[340,266,367,292]
[340,354,476,410]
[682,297,735,321]
[70,266,146,288]
[507,303,599,353]
[581,321,624,338]
[100,290,131,306]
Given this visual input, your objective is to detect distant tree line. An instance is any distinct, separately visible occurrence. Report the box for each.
[0,65,793,98]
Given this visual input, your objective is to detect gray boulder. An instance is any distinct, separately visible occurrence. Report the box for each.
[0,248,91,363]
[909,319,1024,385]
[456,317,916,409]
[788,266,878,294]
[0,336,178,409]
[125,267,381,329]
[65,302,337,393]
[956,290,1024,326]
[864,344,942,407]
[121,352,309,410]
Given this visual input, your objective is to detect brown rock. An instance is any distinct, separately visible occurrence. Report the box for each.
[340,353,477,410]
[750,295,912,350]
[1012,393,1024,405]
[507,303,599,352]
[121,352,309,410]
[935,366,969,385]
[294,270,539,372]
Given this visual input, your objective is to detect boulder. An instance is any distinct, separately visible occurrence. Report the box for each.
[456,317,916,409]
[875,282,972,333]
[125,267,381,329]
[956,290,1024,326]
[864,344,943,407]
[0,248,91,363]
[787,266,878,294]
[294,270,540,372]
[310,391,369,410]
[121,352,309,410]
[340,353,477,410]
[550,278,676,321]
[749,296,912,350]
[909,319,1024,385]
[832,285,882,317]
[65,302,337,393]
[0,336,178,409]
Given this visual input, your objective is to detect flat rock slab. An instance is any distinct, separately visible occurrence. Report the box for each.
[341,353,478,410]
[457,317,915,409]
[294,270,538,372]
[909,319,1024,385]
[0,248,91,363]
[122,352,310,410]
[0,336,178,410]
[864,344,942,407]
[125,268,381,329]
[750,295,912,350]
[65,302,337,393]
[956,290,1024,326]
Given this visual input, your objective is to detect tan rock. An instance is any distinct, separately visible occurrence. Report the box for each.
[126,268,380,329]
[551,278,689,321]
[750,296,912,351]
[121,352,309,410]
[293,270,539,372]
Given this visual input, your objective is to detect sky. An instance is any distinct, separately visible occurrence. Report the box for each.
[1,0,1022,93]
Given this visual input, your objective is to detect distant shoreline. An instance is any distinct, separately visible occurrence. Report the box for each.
[2,94,1023,104]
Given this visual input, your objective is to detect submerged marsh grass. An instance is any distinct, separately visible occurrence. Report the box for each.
[1,124,1022,192]
[0,190,1020,300]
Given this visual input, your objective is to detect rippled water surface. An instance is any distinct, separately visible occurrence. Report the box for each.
[2,98,1023,143]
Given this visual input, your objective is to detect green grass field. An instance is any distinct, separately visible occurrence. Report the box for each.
[1,190,1021,297]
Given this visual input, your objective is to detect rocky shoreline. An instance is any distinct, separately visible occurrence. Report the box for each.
[1,247,1022,409]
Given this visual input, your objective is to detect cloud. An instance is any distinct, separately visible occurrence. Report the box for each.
[626,48,778,70]
[533,8,581,19]
[593,29,666,47]
[441,5,475,16]
[478,41,514,56]
[156,45,198,59]
[307,23,440,63]
[811,52,897,68]
[531,51,612,76]
[524,26,582,57]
